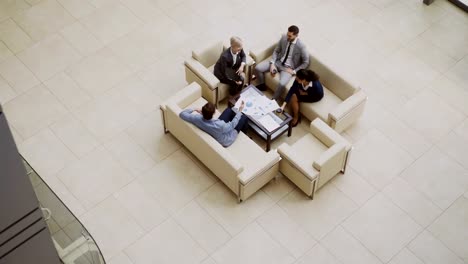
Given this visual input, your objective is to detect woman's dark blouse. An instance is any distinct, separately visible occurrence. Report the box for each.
[285,80,324,103]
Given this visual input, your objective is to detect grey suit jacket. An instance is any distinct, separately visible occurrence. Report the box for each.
[271,35,309,72]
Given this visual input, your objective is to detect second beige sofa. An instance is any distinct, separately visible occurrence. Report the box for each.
[250,43,367,133]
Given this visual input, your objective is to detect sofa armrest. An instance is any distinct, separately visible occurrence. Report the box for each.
[310,118,351,151]
[239,151,280,185]
[330,89,367,121]
[278,143,318,181]
[249,43,276,64]
[161,82,202,109]
[246,54,255,66]
[184,58,220,90]
[329,90,367,133]
[313,143,346,171]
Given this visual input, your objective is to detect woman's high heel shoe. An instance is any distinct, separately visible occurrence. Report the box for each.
[291,114,302,127]
[291,118,299,127]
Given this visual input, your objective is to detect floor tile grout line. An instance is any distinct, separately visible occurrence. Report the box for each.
[254,218,298,262]
[192,198,233,253]
[425,211,468,263]
[1,17,35,54]
[394,144,452,211]
[11,1,78,50]
[387,234,426,264]
[254,204,316,261]
[406,224,467,264]
[320,222,383,264]
[381,175,444,227]
[119,216,173,262]
[432,126,468,172]
[170,212,212,260]
[320,184,427,262]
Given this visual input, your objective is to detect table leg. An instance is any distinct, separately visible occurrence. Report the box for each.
[248,61,256,85]
[266,134,271,152]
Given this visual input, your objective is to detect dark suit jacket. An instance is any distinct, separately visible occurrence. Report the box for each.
[213,48,246,83]
[271,35,309,72]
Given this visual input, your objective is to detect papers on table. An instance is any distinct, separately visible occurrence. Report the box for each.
[233,88,280,116]
[257,114,280,132]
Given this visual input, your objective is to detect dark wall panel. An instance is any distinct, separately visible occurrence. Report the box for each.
[0,106,61,264]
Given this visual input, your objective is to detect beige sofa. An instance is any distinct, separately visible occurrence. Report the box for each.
[160,82,280,202]
[184,41,254,107]
[250,44,367,133]
[278,118,351,199]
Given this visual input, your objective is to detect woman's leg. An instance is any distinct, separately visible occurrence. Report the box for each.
[291,94,300,125]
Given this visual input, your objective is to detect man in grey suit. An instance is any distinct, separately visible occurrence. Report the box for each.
[255,25,310,100]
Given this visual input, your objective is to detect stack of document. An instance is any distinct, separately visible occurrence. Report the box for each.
[257,114,280,132]
[233,89,280,116]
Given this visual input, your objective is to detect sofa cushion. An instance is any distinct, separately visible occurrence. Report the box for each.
[301,86,342,122]
[184,97,225,122]
[228,133,273,184]
[207,64,215,73]
[264,73,294,98]
[289,134,328,180]
[186,97,209,110]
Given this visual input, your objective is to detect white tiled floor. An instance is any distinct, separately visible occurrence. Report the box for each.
[342,193,422,262]
[17,33,82,81]
[2,0,468,263]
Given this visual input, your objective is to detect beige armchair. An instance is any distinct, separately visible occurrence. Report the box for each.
[250,43,367,133]
[184,41,254,107]
[277,118,351,199]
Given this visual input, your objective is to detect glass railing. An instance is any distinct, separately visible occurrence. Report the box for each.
[22,158,106,264]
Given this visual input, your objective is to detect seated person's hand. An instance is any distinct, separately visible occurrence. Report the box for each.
[235,80,242,86]
[270,64,277,75]
[280,102,286,112]
[236,65,244,75]
[194,109,201,114]
[285,68,295,75]
[238,101,245,112]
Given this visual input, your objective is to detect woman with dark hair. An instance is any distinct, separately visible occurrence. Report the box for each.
[280,69,324,127]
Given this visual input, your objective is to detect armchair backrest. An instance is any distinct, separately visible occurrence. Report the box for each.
[309,54,358,101]
[249,43,276,64]
[309,118,351,150]
[192,41,224,67]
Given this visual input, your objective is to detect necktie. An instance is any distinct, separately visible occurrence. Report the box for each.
[282,41,292,65]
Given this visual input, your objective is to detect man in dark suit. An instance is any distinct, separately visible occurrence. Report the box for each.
[214,36,246,96]
[255,25,310,100]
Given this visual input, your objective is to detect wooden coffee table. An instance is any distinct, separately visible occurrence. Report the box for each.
[229,85,292,152]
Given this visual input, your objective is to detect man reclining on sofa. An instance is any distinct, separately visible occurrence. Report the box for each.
[179,102,247,147]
